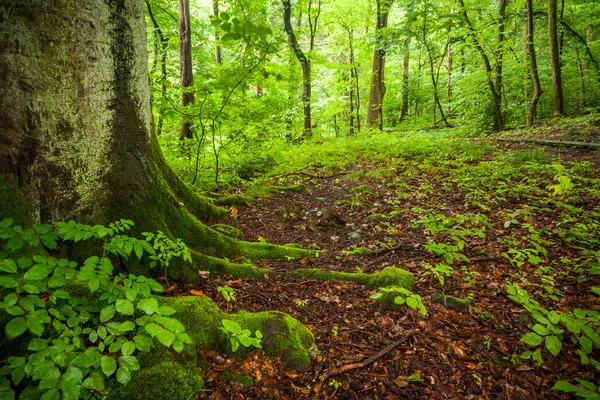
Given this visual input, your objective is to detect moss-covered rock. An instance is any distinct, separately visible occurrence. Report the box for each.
[107,346,204,400]
[291,266,415,289]
[162,295,316,371]
[430,294,471,311]
[210,224,244,239]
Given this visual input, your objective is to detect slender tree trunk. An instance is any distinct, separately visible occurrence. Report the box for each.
[581,25,593,107]
[367,0,393,130]
[523,16,530,99]
[282,0,311,136]
[400,3,415,121]
[526,0,543,128]
[145,0,169,136]
[178,0,194,140]
[348,28,361,133]
[494,0,507,115]
[548,0,565,116]
[447,34,453,115]
[213,0,223,65]
[457,0,502,131]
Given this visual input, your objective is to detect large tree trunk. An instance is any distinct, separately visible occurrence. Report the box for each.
[282,0,312,136]
[367,0,393,130]
[548,0,565,116]
[178,0,194,140]
[0,0,306,282]
[525,0,544,127]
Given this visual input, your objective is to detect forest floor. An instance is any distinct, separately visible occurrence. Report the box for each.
[174,121,600,399]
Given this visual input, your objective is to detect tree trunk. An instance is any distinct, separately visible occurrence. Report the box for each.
[213,0,223,65]
[400,3,415,122]
[0,0,307,282]
[282,0,312,136]
[178,0,194,140]
[494,0,507,115]
[447,34,453,115]
[457,0,503,132]
[145,0,169,136]
[367,0,393,130]
[525,0,544,127]
[548,0,565,116]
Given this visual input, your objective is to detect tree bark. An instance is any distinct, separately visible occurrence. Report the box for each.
[525,0,544,127]
[494,0,507,113]
[0,0,307,281]
[400,2,415,122]
[282,0,312,136]
[548,0,565,116]
[457,0,503,132]
[145,0,169,136]
[367,0,393,130]
[178,0,194,140]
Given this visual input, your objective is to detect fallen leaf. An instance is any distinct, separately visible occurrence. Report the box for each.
[190,289,205,296]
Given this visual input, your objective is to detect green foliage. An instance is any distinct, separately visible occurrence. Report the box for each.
[507,283,600,372]
[220,319,262,352]
[425,263,454,287]
[0,218,193,399]
[370,287,427,315]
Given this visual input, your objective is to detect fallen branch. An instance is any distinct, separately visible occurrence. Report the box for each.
[496,137,600,149]
[313,329,418,394]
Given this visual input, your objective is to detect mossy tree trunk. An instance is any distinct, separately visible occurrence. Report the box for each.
[0,0,306,281]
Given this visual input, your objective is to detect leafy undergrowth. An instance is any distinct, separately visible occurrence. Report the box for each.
[167,129,600,399]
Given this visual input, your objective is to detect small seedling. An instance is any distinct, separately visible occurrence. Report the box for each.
[220,319,263,352]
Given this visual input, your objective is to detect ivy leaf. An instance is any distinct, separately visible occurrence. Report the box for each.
[545,335,562,356]
[100,356,117,377]
[521,332,543,346]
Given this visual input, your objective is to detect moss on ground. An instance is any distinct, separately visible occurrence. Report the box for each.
[221,370,254,386]
[0,177,33,227]
[208,193,253,207]
[431,294,471,311]
[249,184,306,197]
[291,266,415,289]
[162,296,316,371]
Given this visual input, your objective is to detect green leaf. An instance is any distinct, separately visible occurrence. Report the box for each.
[119,321,135,333]
[0,276,18,289]
[521,332,543,346]
[0,259,18,273]
[125,288,137,302]
[134,334,153,352]
[39,367,60,389]
[156,330,176,347]
[100,305,116,323]
[545,335,562,356]
[28,338,48,351]
[172,340,184,353]
[156,306,175,316]
[118,355,139,371]
[144,323,162,336]
[62,366,83,383]
[222,319,241,335]
[532,324,550,336]
[59,380,80,400]
[121,341,136,356]
[136,298,158,315]
[115,299,134,315]
[5,317,27,339]
[39,389,59,400]
[82,372,105,391]
[5,306,24,315]
[552,380,579,393]
[101,356,117,377]
[88,278,100,292]
[6,235,24,251]
[116,367,131,384]
[134,243,143,260]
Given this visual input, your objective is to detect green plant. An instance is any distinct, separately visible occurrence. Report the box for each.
[370,287,427,315]
[220,319,262,352]
[331,325,339,337]
[553,379,600,399]
[424,242,469,265]
[143,231,191,285]
[329,378,342,389]
[217,286,236,314]
[425,263,454,287]
[507,283,600,370]
[0,218,193,399]
[547,164,575,197]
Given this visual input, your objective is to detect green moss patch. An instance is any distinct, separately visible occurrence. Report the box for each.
[431,294,471,311]
[210,224,244,239]
[291,266,415,289]
[162,296,315,371]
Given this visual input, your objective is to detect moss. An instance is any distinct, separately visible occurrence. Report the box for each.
[221,370,254,387]
[163,296,315,371]
[250,184,306,197]
[107,346,204,400]
[0,177,33,227]
[365,213,390,222]
[210,224,244,239]
[291,266,415,289]
[430,294,471,311]
[207,193,253,207]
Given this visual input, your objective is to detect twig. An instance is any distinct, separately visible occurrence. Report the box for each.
[280,279,317,287]
[313,330,418,393]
